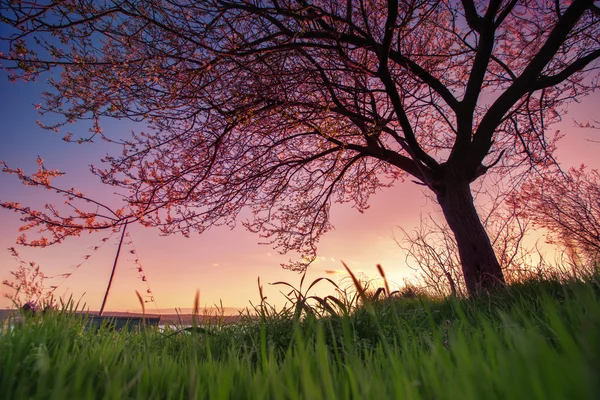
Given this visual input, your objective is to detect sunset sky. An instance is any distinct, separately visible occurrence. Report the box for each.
[1,61,599,313]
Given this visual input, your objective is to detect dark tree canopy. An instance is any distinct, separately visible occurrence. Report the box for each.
[1,0,599,295]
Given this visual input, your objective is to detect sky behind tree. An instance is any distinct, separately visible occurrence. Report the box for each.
[1,65,599,313]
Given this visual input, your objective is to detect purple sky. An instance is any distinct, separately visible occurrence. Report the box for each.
[1,66,599,312]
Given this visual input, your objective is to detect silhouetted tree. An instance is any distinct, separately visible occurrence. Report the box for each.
[397,177,534,297]
[512,165,600,265]
[1,0,599,295]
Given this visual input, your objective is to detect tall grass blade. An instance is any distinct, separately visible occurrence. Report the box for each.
[376,264,391,297]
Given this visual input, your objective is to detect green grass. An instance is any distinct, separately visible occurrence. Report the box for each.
[1,275,599,399]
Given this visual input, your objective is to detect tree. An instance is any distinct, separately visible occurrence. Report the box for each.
[1,0,599,296]
[397,176,535,297]
[512,165,600,266]
[3,247,55,310]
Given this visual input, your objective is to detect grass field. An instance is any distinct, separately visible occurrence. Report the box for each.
[1,274,599,399]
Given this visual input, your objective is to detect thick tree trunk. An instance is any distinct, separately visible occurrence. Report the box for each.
[435,177,506,297]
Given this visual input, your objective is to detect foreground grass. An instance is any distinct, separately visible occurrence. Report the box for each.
[1,276,599,399]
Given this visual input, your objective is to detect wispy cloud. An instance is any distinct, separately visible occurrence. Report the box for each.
[324,269,345,275]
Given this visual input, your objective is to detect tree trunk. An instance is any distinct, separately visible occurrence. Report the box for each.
[435,176,506,297]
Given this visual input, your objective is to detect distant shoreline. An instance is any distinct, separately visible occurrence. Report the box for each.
[0,309,247,325]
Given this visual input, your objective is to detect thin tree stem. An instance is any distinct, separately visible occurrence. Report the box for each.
[99,222,128,316]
